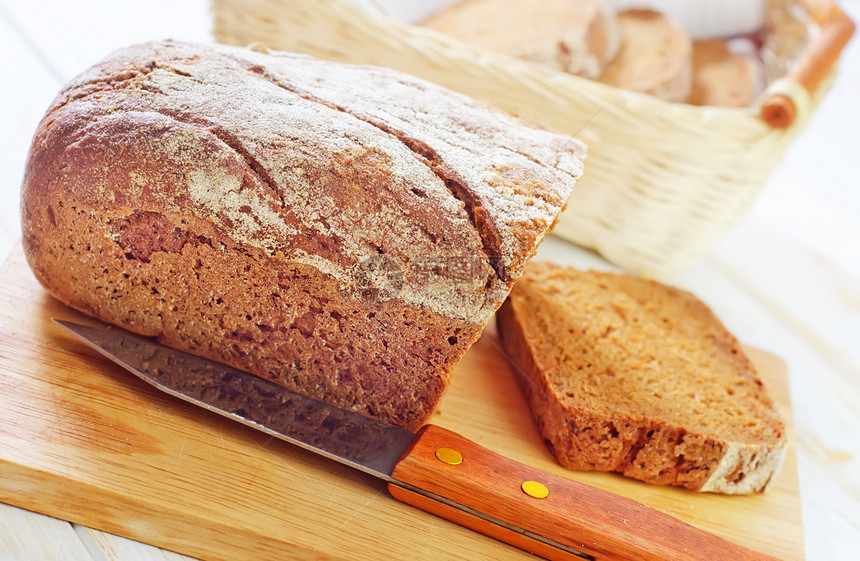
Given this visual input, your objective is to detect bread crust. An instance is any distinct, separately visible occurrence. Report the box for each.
[688,39,760,108]
[22,41,584,429]
[421,0,621,79]
[496,263,786,493]
[597,9,693,102]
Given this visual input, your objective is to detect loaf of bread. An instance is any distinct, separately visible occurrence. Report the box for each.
[597,9,692,102]
[496,263,787,493]
[688,39,760,107]
[21,40,585,430]
[421,0,621,79]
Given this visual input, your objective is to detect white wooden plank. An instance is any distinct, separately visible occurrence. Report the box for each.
[702,224,860,561]
[0,0,211,265]
[0,503,95,561]
[0,0,212,83]
[75,527,198,561]
[748,0,860,282]
[0,7,62,264]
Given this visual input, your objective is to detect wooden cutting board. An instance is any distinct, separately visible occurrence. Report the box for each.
[0,245,804,561]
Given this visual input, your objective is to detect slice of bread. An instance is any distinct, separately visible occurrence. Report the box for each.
[597,9,692,102]
[496,262,787,494]
[688,39,760,107]
[420,0,621,79]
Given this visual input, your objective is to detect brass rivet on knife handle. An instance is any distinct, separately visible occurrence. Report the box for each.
[391,424,785,561]
[435,447,463,466]
[54,319,784,561]
[522,481,549,499]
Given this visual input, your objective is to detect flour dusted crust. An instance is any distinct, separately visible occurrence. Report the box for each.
[496,262,787,493]
[22,41,584,429]
[421,0,621,79]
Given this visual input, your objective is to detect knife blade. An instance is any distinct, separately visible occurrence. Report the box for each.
[54,319,781,561]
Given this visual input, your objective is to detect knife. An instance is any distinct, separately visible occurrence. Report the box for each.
[54,319,781,561]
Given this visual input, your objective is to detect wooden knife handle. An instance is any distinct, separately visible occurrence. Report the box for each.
[389,425,782,561]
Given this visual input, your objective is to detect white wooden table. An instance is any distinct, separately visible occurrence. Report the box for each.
[1,1,858,560]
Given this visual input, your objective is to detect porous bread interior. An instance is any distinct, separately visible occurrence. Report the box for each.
[500,262,786,491]
[28,203,465,429]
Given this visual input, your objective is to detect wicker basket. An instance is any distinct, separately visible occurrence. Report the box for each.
[211,0,853,276]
